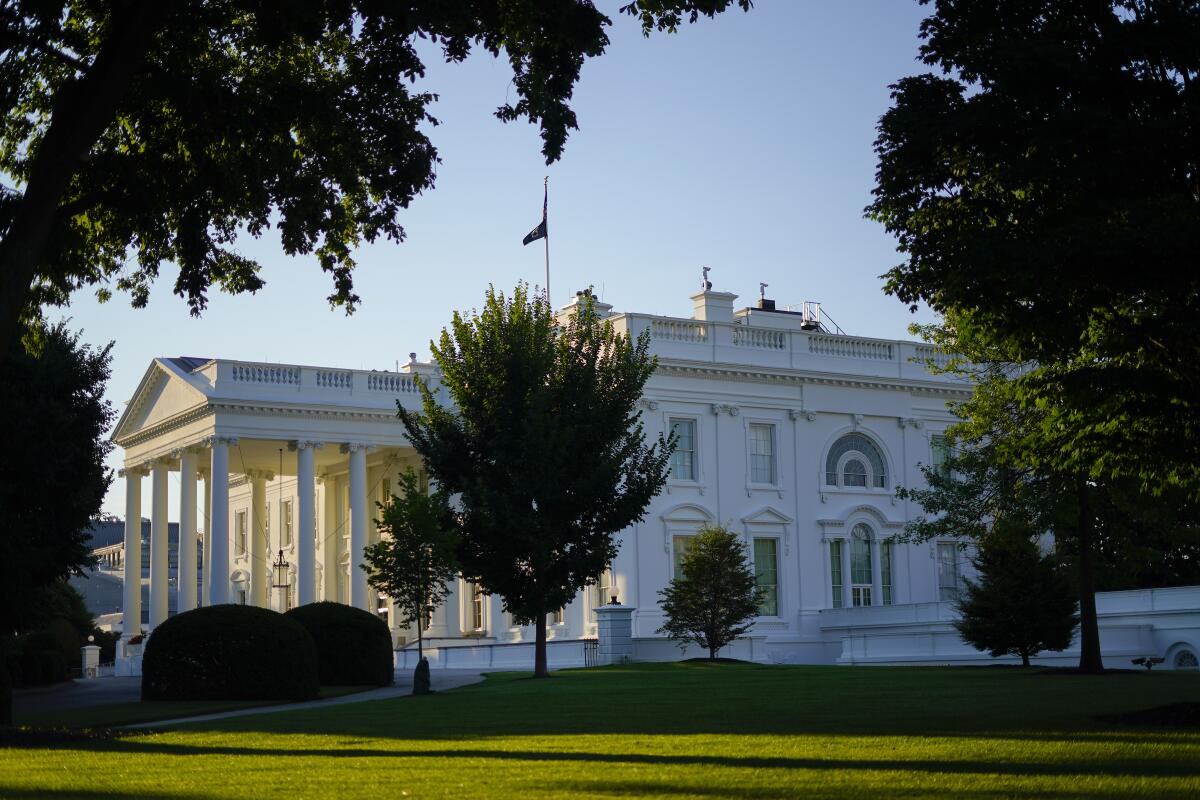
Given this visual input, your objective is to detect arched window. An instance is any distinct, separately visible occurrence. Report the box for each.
[1175,649,1199,671]
[825,433,887,489]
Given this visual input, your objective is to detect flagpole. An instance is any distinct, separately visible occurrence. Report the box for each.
[543,175,551,309]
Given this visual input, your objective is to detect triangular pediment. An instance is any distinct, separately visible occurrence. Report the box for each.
[741,506,794,526]
[111,359,211,445]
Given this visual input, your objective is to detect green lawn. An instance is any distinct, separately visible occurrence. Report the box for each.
[13,685,375,729]
[3,663,1199,798]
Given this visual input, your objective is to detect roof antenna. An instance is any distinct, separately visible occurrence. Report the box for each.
[759,282,769,301]
[701,266,712,291]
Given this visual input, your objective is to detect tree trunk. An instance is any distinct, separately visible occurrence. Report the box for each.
[709,644,717,661]
[1021,650,1030,668]
[534,612,549,678]
[0,1,165,355]
[417,608,424,662]
[1076,479,1105,674]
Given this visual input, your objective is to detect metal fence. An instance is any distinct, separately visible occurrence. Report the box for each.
[582,638,599,668]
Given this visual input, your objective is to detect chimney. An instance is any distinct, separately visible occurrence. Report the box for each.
[559,288,613,319]
[691,290,738,322]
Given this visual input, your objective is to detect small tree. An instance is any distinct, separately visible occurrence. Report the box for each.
[658,525,763,661]
[955,532,1078,667]
[363,468,459,694]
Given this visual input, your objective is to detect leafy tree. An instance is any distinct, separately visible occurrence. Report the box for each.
[868,0,1200,501]
[658,525,763,661]
[399,285,671,677]
[955,532,1078,668]
[363,468,459,692]
[0,321,112,723]
[0,0,751,354]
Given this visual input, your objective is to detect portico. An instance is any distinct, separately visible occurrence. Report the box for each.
[111,357,434,647]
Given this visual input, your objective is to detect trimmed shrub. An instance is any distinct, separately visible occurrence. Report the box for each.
[46,618,82,669]
[38,650,67,684]
[285,602,393,686]
[142,605,319,701]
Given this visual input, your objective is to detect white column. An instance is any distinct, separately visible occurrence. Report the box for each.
[121,467,145,638]
[250,470,270,608]
[841,538,852,609]
[177,448,198,613]
[208,437,234,605]
[488,593,508,642]
[293,441,321,606]
[345,444,369,610]
[201,467,212,606]
[319,474,340,601]
[149,460,170,628]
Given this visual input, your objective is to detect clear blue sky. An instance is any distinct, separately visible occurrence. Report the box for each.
[62,0,936,518]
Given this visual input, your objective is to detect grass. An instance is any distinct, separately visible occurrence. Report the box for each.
[13,685,375,729]
[2,663,1199,798]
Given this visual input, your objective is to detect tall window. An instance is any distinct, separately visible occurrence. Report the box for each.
[265,503,271,547]
[549,607,564,625]
[749,423,777,484]
[881,540,893,605]
[281,499,293,547]
[931,434,950,478]
[672,535,694,579]
[937,543,960,601]
[235,511,247,556]
[753,538,779,616]
[825,433,887,489]
[830,540,844,608]
[470,583,484,632]
[851,524,873,607]
[669,418,697,480]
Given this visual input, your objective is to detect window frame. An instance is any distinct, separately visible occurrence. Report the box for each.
[281,498,293,547]
[665,413,703,486]
[746,419,779,488]
[937,541,961,602]
[235,510,248,557]
[752,536,781,617]
[823,431,890,492]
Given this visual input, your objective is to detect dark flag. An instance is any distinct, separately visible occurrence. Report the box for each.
[522,184,548,245]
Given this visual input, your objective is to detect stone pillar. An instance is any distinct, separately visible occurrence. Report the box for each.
[177,448,198,613]
[200,467,211,606]
[81,644,101,679]
[292,441,321,606]
[345,443,370,610]
[841,539,852,609]
[594,603,635,665]
[249,470,270,607]
[488,593,509,642]
[566,589,587,639]
[870,535,883,607]
[319,474,340,601]
[208,436,235,605]
[149,460,170,628]
[427,578,459,639]
[121,467,146,638]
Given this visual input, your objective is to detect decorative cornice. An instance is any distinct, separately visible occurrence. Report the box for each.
[655,361,973,398]
[289,440,326,451]
[115,404,215,449]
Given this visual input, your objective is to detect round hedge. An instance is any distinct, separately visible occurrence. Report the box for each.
[285,602,393,686]
[142,605,319,701]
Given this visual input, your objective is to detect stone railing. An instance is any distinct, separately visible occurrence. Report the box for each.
[229,364,300,385]
[650,319,707,343]
[732,325,787,350]
[808,334,894,361]
[912,345,953,371]
[367,372,418,393]
[315,369,353,389]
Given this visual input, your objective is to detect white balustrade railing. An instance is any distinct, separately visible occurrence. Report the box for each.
[731,326,787,350]
[229,364,300,385]
[315,369,353,389]
[650,319,708,343]
[367,372,418,393]
[912,345,953,370]
[808,334,894,361]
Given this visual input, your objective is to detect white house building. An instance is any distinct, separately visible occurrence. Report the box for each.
[110,285,1200,673]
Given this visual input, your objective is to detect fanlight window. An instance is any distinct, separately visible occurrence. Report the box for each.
[825,433,887,489]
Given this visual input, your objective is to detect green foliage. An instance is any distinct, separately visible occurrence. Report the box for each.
[0,1,751,347]
[44,618,81,669]
[869,0,1200,501]
[657,525,763,660]
[955,534,1078,667]
[0,659,9,726]
[142,605,318,701]
[0,324,112,634]
[284,602,393,688]
[363,468,459,660]
[400,284,672,675]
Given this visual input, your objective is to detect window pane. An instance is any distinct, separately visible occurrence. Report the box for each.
[851,525,873,585]
[669,419,696,481]
[825,433,887,488]
[754,538,778,616]
[843,458,867,487]
[881,541,893,605]
[830,540,843,608]
[749,423,776,483]
[672,535,694,579]
[938,543,960,601]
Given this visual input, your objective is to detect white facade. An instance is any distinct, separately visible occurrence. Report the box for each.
[110,287,1200,671]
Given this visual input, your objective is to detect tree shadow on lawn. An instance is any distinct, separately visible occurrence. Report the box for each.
[3,735,1198,781]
